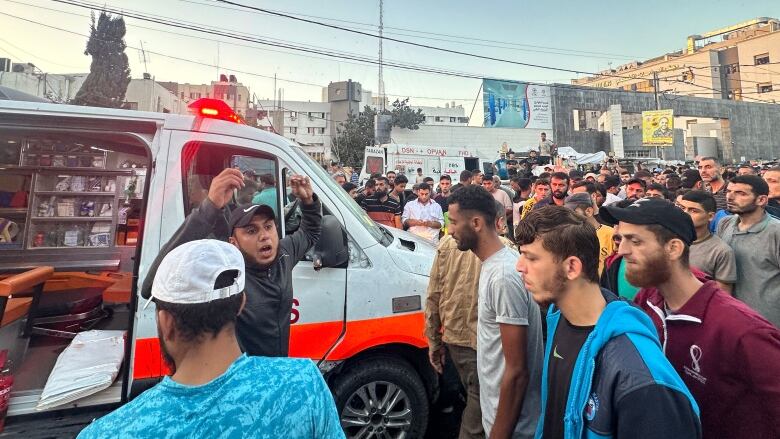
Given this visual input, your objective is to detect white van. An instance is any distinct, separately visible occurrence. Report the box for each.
[0,99,438,437]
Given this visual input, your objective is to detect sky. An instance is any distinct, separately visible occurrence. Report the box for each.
[1,0,778,115]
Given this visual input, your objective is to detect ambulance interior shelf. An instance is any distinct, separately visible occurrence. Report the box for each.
[0,134,147,268]
[0,131,149,416]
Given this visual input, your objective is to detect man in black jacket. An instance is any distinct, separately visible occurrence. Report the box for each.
[142,168,321,357]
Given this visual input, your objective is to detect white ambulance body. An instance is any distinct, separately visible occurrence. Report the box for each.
[0,99,438,437]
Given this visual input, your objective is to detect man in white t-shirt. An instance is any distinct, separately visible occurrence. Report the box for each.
[447,186,543,438]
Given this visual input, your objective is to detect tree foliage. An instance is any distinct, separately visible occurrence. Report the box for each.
[390,98,425,130]
[332,105,377,168]
[331,99,425,167]
[72,12,131,108]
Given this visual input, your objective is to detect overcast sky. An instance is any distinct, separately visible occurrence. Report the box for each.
[1,0,778,111]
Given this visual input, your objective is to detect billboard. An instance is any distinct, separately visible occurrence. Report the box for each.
[642,109,674,146]
[483,79,552,129]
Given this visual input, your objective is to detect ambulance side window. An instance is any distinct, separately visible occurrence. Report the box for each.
[181,142,279,222]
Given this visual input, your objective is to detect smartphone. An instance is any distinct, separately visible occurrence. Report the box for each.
[230,156,241,202]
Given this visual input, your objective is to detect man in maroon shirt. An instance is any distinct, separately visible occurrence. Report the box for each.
[601,198,780,439]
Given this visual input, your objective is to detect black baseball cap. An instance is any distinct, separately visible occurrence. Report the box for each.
[229,203,276,230]
[600,198,696,245]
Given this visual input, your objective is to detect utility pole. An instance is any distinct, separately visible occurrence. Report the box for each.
[652,71,664,161]
[378,0,385,112]
[139,41,149,76]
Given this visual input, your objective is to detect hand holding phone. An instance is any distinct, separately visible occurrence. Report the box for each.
[208,168,245,209]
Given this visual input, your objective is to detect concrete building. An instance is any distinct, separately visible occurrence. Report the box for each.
[573,18,780,103]
[0,59,86,103]
[550,84,780,162]
[123,78,187,114]
[256,100,332,163]
[159,75,250,118]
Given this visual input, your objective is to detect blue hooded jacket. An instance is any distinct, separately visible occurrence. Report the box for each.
[535,289,701,439]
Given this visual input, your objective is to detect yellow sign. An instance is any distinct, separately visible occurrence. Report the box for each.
[642,110,674,147]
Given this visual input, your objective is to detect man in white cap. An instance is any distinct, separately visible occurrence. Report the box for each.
[78,240,343,438]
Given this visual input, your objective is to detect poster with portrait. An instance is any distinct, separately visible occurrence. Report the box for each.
[642,109,674,146]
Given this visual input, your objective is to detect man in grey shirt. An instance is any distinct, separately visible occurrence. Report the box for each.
[678,191,737,292]
[447,186,543,438]
[717,175,780,326]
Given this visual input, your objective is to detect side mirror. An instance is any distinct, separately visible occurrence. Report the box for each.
[312,215,349,270]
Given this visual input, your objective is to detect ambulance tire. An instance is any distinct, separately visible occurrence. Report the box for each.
[332,357,429,438]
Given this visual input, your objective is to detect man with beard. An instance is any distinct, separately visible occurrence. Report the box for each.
[716,175,780,326]
[142,169,321,358]
[80,240,342,438]
[698,157,727,211]
[425,203,517,439]
[447,186,543,439]
[602,199,780,439]
[532,172,569,210]
[624,178,646,200]
[515,206,700,439]
[362,176,403,229]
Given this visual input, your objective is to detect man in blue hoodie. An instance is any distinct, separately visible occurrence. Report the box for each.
[514,205,701,439]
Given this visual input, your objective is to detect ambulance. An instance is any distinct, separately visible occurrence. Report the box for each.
[0,98,438,437]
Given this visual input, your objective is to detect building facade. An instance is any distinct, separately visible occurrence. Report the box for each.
[159,76,250,118]
[572,18,780,103]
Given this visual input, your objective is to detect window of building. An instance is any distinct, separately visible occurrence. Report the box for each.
[180,92,184,99]
[758,83,773,94]
[625,150,651,158]
[289,111,297,119]
[458,117,469,123]
[435,116,444,122]
[307,127,325,135]
[286,127,297,134]
[238,94,242,101]
[190,92,195,99]
[450,117,456,123]
[197,92,201,98]
[755,53,770,65]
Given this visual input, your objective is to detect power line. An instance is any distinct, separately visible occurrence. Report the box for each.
[47,0,507,81]
[0,10,479,105]
[214,0,654,80]
[7,4,775,108]
[177,0,644,61]
[51,0,702,93]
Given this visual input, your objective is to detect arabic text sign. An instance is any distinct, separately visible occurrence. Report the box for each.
[440,157,466,177]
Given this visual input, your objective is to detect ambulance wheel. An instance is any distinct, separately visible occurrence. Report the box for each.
[332,357,429,439]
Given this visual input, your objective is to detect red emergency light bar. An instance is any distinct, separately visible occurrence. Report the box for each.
[188,98,243,124]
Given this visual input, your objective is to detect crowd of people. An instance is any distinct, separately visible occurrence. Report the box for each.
[335,155,780,438]
[76,151,779,438]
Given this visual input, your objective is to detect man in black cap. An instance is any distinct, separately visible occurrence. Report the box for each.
[142,168,322,357]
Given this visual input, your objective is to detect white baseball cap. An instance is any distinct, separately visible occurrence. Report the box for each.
[145,239,245,309]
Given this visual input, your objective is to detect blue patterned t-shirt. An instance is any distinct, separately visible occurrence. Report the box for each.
[77,354,344,439]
